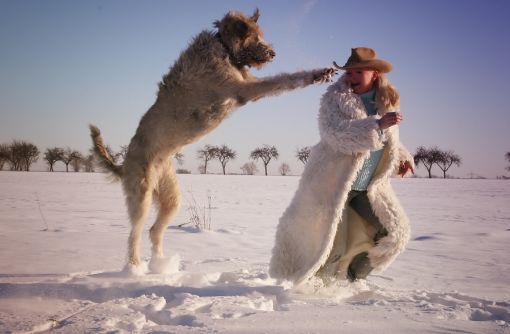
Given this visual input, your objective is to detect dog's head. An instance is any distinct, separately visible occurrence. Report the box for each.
[214,9,275,69]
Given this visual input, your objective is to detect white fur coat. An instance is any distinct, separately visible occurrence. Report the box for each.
[269,77,413,284]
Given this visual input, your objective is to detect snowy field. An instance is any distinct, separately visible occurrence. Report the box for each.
[0,171,509,334]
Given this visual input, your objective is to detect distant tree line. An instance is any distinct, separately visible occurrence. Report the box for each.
[2,138,507,178]
[0,140,96,172]
[191,144,316,176]
[0,141,39,171]
[196,144,284,176]
[192,144,309,176]
[0,140,302,176]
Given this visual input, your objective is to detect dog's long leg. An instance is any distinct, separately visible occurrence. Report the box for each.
[236,70,322,102]
[124,173,153,266]
[150,163,181,259]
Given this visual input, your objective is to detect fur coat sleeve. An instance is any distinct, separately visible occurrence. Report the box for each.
[318,80,384,155]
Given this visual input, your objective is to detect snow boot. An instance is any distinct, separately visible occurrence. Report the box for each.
[347,252,373,282]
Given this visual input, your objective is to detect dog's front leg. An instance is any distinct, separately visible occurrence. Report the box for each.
[236,68,336,103]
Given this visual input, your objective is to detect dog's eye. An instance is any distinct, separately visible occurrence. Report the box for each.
[233,21,249,38]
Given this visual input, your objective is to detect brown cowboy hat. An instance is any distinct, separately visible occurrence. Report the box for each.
[333,47,392,73]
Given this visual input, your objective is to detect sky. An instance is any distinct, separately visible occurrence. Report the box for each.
[1,0,509,178]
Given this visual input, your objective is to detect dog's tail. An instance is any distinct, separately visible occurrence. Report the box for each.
[89,125,123,180]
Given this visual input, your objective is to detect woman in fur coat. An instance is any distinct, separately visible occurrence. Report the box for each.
[269,47,414,284]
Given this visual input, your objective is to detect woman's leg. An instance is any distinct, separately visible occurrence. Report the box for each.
[348,191,388,242]
[346,190,388,281]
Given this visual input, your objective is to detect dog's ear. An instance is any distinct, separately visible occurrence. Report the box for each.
[251,8,260,22]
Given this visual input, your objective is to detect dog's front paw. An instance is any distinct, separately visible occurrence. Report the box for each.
[313,67,338,84]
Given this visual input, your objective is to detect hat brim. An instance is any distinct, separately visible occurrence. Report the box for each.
[338,59,392,73]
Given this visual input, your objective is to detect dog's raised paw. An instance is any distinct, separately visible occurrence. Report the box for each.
[313,67,338,84]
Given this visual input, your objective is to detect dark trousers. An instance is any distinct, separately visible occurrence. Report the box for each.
[346,190,388,281]
[347,190,388,243]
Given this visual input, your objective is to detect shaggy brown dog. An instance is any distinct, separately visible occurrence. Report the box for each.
[90,9,336,270]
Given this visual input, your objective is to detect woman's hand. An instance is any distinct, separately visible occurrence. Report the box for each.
[377,111,402,130]
[398,160,414,177]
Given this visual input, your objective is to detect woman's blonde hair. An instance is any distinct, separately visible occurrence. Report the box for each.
[375,73,400,110]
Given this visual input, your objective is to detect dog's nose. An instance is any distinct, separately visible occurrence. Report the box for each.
[267,49,276,59]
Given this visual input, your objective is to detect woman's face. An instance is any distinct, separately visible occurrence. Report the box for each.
[345,69,378,94]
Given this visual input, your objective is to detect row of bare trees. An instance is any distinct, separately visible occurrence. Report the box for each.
[414,146,462,178]
[196,145,237,175]
[0,140,97,172]
[0,139,304,175]
[0,141,40,171]
[196,144,283,176]
[42,147,97,172]
[193,143,305,176]
[44,147,86,172]
[6,139,507,178]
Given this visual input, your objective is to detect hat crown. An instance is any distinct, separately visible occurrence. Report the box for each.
[346,47,377,65]
[339,47,392,73]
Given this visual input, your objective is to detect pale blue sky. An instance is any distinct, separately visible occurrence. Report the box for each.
[1,0,509,177]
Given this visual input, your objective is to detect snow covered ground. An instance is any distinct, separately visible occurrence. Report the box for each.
[0,171,509,334]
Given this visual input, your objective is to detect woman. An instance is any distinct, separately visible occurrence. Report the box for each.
[269,47,414,284]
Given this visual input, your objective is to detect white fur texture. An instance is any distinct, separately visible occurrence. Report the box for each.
[269,77,412,284]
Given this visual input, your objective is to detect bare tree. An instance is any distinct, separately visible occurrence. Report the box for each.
[240,162,258,175]
[296,146,311,165]
[174,152,184,166]
[6,141,21,171]
[83,154,95,172]
[506,152,510,172]
[44,147,64,172]
[7,142,18,171]
[250,145,279,176]
[414,146,441,178]
[197,145,218,174]
[61,148,82,172]
[0,143,9,170]
[8,140,39,171]
[215,145,236,175]
[436,150,461,178]
[279,162,291,176]
[21,142,39,171]
[71,152,84,172]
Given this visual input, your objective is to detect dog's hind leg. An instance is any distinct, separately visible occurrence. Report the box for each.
[124,172,153,267]
[150,163,181,260]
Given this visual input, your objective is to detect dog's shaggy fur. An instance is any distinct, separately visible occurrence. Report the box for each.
[90,9,335,269]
